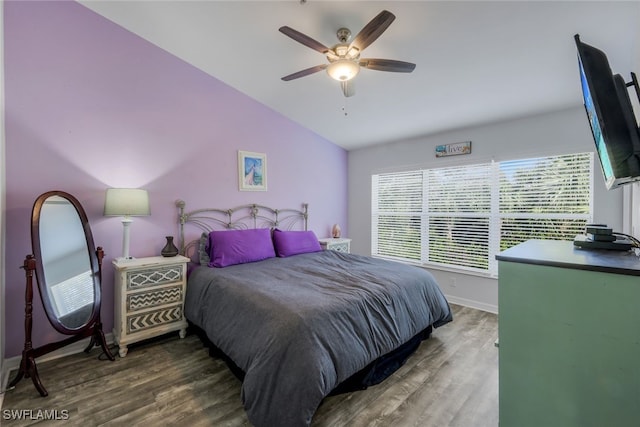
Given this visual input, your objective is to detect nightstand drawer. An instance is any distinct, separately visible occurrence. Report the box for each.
[126,264,184,290]
[127,285,183,311]
[318,238,352,253]
[329,242,349,252]
[127,304,183,334]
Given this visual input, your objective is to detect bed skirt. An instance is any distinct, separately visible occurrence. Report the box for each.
[189,322,433,395]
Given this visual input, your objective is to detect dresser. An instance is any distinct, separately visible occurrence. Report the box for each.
[318,237,351,253]
[112,255,190,357]
[496,240,640,427]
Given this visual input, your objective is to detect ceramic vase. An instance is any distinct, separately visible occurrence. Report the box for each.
[161,236,179,257]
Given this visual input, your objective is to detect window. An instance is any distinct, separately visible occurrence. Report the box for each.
[372,152,593,276]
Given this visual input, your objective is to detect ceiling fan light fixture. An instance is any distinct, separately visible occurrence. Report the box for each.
[335,45,349,57]
[346,47,360,59]
[279,10,414,96]
[326,59,360,81]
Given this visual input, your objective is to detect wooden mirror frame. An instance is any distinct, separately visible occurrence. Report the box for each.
[8,191,114,396]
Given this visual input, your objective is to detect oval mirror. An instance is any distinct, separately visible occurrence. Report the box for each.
[9,190,113,396]
[31,191,100,333]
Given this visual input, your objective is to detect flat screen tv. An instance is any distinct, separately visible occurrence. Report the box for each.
[575,34,640,189]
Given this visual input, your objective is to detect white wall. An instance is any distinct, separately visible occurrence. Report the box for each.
[1,0,6,395]
[348,106,624,313]
[624,3,640,236]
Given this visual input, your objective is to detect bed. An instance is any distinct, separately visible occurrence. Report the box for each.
[176,201,452,427]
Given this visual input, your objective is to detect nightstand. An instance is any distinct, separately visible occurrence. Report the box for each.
[318,237,351,253]
[112,255,189,357]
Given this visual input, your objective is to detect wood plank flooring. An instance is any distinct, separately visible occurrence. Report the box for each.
[1,304,498,426]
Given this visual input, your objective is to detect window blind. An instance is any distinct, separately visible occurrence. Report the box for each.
[372,152,593,276]
[372,171,422,261]
[426,163,492,270]
[498,152,593,243]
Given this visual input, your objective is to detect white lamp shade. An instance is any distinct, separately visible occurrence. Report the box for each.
[104,188,150,217]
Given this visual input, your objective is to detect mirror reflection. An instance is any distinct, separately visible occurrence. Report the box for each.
[39,195,95,329]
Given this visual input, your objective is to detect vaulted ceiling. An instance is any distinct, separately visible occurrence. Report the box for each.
[79,1,640,150]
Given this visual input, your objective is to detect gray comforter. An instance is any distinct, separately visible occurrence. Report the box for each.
[185,250,452,427]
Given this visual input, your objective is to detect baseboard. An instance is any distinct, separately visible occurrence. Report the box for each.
[445,295,498,314]
[1,332,114,399]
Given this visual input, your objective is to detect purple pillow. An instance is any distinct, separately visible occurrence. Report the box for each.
[273,229,322,258]
[208,228,275,267]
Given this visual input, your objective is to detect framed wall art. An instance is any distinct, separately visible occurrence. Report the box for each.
[238,150,267,191]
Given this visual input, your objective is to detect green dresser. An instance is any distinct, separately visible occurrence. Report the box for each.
[496,240,640,427]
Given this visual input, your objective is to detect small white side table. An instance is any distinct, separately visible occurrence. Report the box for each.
[318,237,351,253]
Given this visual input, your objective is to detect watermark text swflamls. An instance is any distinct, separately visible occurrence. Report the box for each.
[3,409,70,421]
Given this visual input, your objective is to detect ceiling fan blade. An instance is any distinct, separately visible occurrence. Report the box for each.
[351,10,396,52]
[281,64,327,81]
[279,26,330,54]
[360,58,416,73]
[341,80,355,98]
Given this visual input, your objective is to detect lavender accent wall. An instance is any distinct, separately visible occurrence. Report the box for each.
[3,1,347,358]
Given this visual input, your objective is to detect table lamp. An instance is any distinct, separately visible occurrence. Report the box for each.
[104,188,150,260]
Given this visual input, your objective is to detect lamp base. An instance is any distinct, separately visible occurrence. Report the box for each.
[121,217,133,260]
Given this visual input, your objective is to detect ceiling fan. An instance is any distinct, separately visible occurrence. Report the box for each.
[279,10,416,97]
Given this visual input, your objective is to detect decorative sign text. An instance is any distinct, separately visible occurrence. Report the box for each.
[435,141,472,157]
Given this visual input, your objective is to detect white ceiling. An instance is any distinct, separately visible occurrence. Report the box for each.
[79,1,640,151]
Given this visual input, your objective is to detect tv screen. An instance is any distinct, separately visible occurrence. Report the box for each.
[575,34,640,189]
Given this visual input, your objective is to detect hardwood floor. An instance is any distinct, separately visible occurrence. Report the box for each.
[1,305,498,426]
